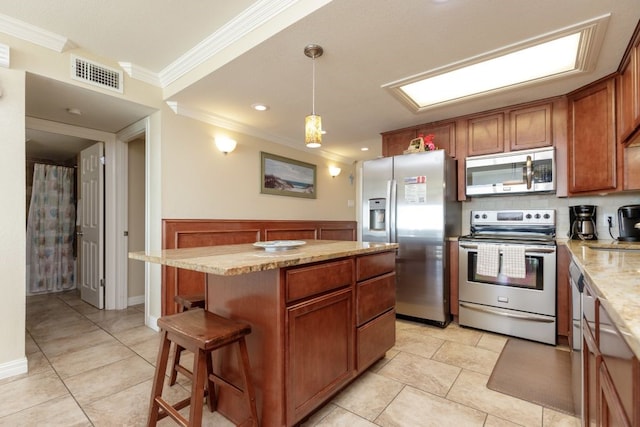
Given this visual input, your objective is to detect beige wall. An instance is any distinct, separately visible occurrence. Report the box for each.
[0,68,27,373]
[127,137,146,301]
[160,107,356,220]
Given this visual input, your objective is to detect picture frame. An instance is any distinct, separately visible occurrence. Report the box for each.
[260,152,317,199]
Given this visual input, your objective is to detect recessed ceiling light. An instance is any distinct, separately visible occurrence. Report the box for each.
[66,107,82,115]
[383,15,609,111]
[361,147,369,151]
[251,103,269,111]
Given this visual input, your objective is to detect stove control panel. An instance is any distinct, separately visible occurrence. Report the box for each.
[470,209,555,226]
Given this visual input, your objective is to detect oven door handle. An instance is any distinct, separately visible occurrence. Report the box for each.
[460,302,555,323]
[459,243,555,254]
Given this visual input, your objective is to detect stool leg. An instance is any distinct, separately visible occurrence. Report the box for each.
[236,337,259,427]
[205,350,216,412]
[188,348,208,427]
[169,343,183,386]
[147,330,171,427]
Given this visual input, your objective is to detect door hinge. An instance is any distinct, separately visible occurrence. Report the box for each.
[100,156,106,165]
[100,278,105,288]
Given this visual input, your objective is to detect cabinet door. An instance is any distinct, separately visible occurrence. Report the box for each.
[617,47,639,143]
[286,288,354,425]
[467,113,504,156]
[509,103,553,150]
[382,129,416,157]
[599,363,633,427]
[415,122,457,158]
[624,143,640,190]
[568,79,617,194]
[583,320,600,427]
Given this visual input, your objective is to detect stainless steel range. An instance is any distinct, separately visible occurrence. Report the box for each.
[458,209,557,345]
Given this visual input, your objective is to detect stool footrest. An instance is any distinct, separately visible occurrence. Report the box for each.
[209,373,244,397]
[155,397,189,427]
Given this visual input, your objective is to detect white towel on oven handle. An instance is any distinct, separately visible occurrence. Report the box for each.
[501,245,526,278]
[476,244,499,277]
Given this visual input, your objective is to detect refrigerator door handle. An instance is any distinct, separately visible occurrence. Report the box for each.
[388,179,397,243]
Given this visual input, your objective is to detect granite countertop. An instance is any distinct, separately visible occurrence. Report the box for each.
[129,240,399,276]
[560,239,640,358]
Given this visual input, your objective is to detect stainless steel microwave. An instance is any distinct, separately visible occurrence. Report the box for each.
[465,147,555,196]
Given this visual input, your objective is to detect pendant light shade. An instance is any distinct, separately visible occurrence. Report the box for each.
[305,114,322,148]
[304,44,323,148]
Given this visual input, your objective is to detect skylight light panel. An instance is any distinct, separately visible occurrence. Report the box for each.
[383,14,610,112]
[400,33,581,107]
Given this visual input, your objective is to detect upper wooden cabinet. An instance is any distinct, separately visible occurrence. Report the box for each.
[509,103,553,150]
[617,25,640,144]
[381,121,456,158]
[466,112,505,156]
[567,79,618,194]
[415,122,457,158]
[381,128,417,158]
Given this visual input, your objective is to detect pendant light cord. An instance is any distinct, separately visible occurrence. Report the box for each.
[311,56,316,115]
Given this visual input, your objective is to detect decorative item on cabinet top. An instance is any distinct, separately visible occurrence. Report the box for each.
[404,133,437,154]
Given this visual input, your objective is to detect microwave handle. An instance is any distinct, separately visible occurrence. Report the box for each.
[526,155,533,189]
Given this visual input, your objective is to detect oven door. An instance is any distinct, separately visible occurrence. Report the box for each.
[458,241,556,316]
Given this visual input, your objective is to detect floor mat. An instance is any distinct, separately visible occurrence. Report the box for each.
[487,338,577,416]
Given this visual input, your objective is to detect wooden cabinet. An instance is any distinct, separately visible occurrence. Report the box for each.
[466,112,505,156]
[381,128,417,157]
[509,103,553,150]
[286,287,354,424]
[624,140,640,190]
[415,122,457,158]
[617,27,640,144]
[598,303,639,427]
[579,273,640,427]
[466,102,554,156]
[381,122,457,158]
[355,252,396,371]
[567,79,618,194]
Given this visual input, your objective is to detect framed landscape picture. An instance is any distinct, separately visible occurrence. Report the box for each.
[260,152,316,199]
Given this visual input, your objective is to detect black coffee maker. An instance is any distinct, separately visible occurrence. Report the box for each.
[569,205,597,240]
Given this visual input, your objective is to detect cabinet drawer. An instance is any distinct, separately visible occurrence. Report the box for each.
[286,259,353,303]
[357,272,395,326]
[356,251,395,281]
[357,309,396,371]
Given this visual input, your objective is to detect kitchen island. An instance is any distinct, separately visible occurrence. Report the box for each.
[130,240,399,426]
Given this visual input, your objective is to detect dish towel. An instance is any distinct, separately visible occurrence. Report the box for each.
[476,244,500,277]
[502,245,526,278]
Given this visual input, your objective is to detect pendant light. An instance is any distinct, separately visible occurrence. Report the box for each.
[304,44,323,148]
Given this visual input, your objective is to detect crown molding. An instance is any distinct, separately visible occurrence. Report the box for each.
[0,13,76,52]
[166,101,351,163]
[118,62,161,87]
[0,43,9,68]
[158,0,299,87]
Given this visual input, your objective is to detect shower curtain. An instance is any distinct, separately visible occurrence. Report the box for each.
[26,163,76,294]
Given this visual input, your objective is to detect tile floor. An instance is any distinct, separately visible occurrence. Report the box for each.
[0,291,580,426]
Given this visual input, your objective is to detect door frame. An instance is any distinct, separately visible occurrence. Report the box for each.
[115,118,150,312]
[27,117,119,310]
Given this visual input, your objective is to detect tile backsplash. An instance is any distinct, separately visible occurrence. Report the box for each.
[460,191,640,240]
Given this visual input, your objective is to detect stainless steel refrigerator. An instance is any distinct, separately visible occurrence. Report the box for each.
[361,150,460,326]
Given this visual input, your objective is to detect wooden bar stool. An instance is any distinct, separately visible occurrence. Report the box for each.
[169,294,206,386]
[148,308,259,427]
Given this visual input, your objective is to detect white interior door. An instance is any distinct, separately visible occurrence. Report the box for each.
[80,142,105,308]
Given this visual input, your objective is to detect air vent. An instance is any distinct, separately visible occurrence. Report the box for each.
[71,55,123,93]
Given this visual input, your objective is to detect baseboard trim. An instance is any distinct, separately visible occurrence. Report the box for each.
[147,314,159,332]
[128,295,145,306]
[0,356,28,380]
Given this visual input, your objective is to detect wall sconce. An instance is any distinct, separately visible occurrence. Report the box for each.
[329,166,341,178]
[215,136,237,155]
